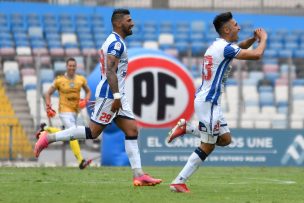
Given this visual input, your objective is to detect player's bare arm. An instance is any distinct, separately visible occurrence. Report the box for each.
[83,84,91,101]
[238,36,256,49]
[45,85,56,106]
[106,54,122,113]
[236,29,267,60]
[238,28,263,49]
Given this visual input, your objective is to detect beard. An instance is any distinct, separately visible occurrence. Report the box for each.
[122,25,133,36]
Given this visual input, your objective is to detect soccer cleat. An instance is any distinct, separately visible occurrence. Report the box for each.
[133,174,162,186]
[35,123,47,140]
[167,118,186,143]
[170,183,190,193]
[79,159,92,170]
[34,131,49,158]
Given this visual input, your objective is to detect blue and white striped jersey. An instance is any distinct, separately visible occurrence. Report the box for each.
[95,32,128,99]
[196,38,241,105]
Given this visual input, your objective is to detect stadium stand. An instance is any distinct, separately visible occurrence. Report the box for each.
[0,81,33,160]
[0,1,303,151]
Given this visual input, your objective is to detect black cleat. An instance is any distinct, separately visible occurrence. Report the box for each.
[35,123,47,140]
[79,159,92,170]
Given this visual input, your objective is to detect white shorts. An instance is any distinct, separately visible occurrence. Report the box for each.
[194,97,230,144]
[90,95,135,125]
[59,112,77,129]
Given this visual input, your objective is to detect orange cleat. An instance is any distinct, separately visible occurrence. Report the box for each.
[34,131,49,158]
[167,119,186,143]
[133,174,162,186]
[170,183,190,193]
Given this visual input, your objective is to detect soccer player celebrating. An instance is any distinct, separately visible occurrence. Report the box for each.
[35,9,162,186]
[167,12,267,193]
[37,57,92,169]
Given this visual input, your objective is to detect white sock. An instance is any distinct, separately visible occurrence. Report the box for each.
[186,123,200,138]
[125,139,144,177]
[48,126,87,142]
[172,152,202,184]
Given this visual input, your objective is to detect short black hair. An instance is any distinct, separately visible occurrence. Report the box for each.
[111,8,130,25]
[213,12,233,35]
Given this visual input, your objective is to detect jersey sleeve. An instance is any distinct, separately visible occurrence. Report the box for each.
[80,76,87,87]
[107,41,124,58]
[224,43,241,58]
[53,77,59,89]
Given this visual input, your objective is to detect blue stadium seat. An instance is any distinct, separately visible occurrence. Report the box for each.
[5,69,20,86]
[277,101,288,114]
[93,27,107,36]
[205,33,218,43]
[0,32,12,40]
[143,21,157,33]
[292,79,304,86]
[259,92,274,107]
[60,26,76,33]
[53,61,66,75]
[226,78,238,86]
[278,49,293,58]
[269,41,283,49]
[175,33,189,43]
[268,34,283,44]
[264,72,280,84]
[31,39,47,48]
[191,42,206,56]
[77,26,92,34]
[80,40,95,49]
[284,42,298,51]
[284,35,299,44]
[175,22,190,36]
[78,33,93,41]
[191,21,205,34]
[128,41,142,49]
[44,25,59,33]
[0,25,9,32]
[294,49,304,58]
[40,69,55,83]
[0,39,14,48]
[175,41,189,55]
[159,21,173,33]
[264,49,278,58]
[143,33,158,41]
[259,85,273,93]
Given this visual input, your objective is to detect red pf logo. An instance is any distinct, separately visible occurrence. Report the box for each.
[125,50,195,128]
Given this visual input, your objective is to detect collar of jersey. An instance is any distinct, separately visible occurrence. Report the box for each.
[112,31,124,41]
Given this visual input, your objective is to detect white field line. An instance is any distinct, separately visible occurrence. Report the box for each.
[227,177,296,185]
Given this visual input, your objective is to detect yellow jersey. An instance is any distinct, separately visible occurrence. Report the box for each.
[53,74,87,113]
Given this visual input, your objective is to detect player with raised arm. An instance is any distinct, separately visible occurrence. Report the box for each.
[167,12,267,193]
[34,8,162,186]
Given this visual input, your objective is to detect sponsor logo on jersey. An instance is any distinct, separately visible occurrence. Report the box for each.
[111,50,117,55]
[114,42,121,50]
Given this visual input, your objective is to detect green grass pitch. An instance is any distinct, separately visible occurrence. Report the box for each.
[0,167,303,203]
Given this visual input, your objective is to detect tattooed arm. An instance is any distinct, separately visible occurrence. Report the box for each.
[106,54,122,113]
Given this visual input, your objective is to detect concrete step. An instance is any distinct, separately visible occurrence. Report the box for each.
[12,105,30,112]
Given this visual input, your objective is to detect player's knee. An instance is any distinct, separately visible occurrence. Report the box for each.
[200,143,215,154]
[216,132,231,146]
[85,127,99,139]
[194,147,208,161]
[124,127,138,139]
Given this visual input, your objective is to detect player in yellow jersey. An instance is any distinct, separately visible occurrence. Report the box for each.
[38,57,92,169]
